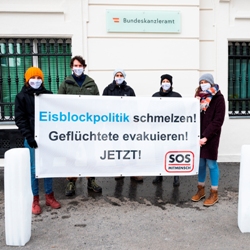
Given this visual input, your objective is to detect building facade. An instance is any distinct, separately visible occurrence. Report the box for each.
[1,0,250,166]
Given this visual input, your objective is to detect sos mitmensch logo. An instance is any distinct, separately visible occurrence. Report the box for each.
[165,151,194,173]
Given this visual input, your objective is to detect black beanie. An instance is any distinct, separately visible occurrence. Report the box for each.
[160,74,173,85]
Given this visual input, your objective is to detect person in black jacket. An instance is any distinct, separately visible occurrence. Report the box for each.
[103,69,135,96]
[152,74,181,187]
[15,67,61,215]
[103,69,143,182]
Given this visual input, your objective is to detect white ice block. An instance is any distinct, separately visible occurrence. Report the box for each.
[238,145,250,233]
[4,148,32,246]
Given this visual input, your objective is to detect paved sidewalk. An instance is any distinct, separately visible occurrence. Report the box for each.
[0,163,250,249]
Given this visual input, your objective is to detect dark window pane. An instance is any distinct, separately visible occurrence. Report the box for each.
[228,42,250,116]
[0,38,72,121]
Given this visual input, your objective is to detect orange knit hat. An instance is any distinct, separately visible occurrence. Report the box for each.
[25,67,44,83]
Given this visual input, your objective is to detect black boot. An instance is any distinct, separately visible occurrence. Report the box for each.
[173,176,180,187]
[152,176,163,184]
[87,177,102,193]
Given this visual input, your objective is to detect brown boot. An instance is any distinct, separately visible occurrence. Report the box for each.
[203,189,218,206]
[191,185,205,202]
[32,195,41,215]
[45,192,61,209]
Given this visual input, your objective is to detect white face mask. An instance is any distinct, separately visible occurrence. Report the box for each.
[73,67,84,76]
[29,79,42,89]
[200,83,211,91]
[115,77,125,85]
[161,83,171,91]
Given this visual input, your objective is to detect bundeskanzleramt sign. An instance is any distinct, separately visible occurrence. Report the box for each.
[106,10,181,33]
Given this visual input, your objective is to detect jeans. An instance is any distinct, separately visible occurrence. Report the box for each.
[24,139,53,196]
[198,158,220,186]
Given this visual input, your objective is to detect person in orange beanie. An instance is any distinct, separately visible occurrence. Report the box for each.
[15,66,61,215]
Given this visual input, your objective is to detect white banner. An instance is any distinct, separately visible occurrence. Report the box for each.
[35,95,200,178]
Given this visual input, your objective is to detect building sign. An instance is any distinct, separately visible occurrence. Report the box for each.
[106,10,181,33]
[35,95,199,178]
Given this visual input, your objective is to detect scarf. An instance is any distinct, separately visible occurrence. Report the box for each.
[197,84,219,112]
[72,73,86,87]
[26,86,46,95]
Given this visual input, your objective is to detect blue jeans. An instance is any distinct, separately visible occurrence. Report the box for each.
[198,158,220,186]
[24,139,53,196]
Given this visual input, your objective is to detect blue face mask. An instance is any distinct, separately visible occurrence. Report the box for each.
[161,83,171,91]
[29,79,42,89]
[73,67,84,76]
[200,83,211,91]
[115,77,125,85]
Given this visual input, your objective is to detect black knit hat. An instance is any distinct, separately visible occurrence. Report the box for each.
[160,74,173,85]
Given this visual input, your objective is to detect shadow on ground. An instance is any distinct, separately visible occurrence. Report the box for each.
[0,162,240,209]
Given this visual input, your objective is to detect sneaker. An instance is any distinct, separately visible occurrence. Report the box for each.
[173,176,180,187]
[130,176,144,182]
[87,177,102,193]
[65,181,76,196]
[152,176,163,184]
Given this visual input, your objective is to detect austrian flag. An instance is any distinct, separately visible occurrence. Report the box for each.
[113,17,120,23]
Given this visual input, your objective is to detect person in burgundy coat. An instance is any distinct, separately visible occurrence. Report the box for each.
[191,73,225,207]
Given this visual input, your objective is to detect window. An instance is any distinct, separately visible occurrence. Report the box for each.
[0,38,72,122]
[228,42,250,117]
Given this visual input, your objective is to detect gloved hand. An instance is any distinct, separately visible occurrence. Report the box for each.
[27,138,38,148]
[35,92,42,96]
[34,89,43,96]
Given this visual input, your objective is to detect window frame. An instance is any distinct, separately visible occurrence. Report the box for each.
[228,41,250,118]
[0,37,72,122]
